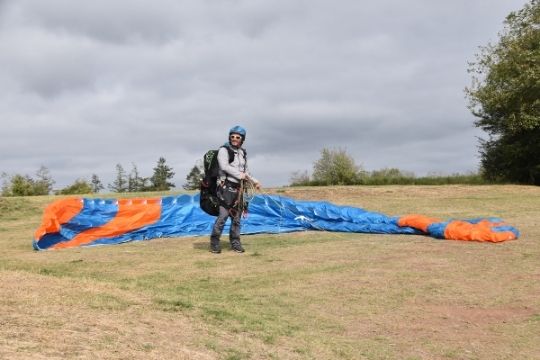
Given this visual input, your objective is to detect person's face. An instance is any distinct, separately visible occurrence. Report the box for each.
[229,133,242,146]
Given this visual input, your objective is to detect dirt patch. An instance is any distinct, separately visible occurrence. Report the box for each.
[423,304,536,326]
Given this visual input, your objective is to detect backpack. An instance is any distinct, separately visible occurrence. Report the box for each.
[199,145,247,216]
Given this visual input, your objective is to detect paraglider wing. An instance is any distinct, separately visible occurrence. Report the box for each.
[33,194,519,251]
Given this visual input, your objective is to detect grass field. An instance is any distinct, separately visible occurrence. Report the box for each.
[1,185,539,359]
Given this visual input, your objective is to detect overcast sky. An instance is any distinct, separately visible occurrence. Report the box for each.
[0,0,529,189]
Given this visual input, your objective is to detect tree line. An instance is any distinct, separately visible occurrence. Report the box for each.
[0,145,518,198]
[289,148,486,186]
[107,157,176,193]
[1,157,178,196]
[1,166,56,196]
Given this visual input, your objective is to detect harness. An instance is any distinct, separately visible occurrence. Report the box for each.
[221,145,247,184]
[199,144,248,216]
[218,145,247,211]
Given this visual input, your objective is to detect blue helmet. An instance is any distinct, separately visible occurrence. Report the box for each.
[229,125,246,141]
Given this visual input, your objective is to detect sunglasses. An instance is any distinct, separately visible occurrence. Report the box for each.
[230,135,242,140]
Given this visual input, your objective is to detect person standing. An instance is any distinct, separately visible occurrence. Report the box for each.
[210,126,261,253]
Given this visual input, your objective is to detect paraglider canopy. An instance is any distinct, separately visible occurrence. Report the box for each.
[33,194,519,251]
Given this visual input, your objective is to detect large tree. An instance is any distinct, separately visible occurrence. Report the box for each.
[108,164,128,193]
[90,174,104,193]
[312,148,362,185]
[128,163,148,192]
[183,164,203,190]
[466,0,540,184]
[33,166,55,195]
[150,157,176,191]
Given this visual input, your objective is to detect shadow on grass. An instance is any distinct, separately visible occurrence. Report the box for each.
[192,240,239,252]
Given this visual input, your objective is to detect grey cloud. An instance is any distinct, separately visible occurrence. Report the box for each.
[9,0,294,45]
[0,0,528,188]
[14,0,182,44]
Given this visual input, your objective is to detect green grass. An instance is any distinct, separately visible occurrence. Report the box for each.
[1,185,539,359]
[0,197,40,220]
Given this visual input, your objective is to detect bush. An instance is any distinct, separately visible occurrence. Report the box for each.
[1,167,55,196]
[312,148,363,185]
[57,179,93,195]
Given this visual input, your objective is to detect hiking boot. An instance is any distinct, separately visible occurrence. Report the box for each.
[231,242,245,253]
[210,243,221,254]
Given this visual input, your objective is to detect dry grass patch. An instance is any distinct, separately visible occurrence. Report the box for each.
[1,185,539,359]
[0,271,215,360]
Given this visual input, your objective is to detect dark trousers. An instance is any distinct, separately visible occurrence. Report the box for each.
[210,205,242,246]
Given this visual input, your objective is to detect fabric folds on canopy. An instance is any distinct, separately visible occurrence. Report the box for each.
[33,194,519,251]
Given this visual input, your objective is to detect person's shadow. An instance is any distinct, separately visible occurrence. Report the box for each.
[193,241,238,251]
